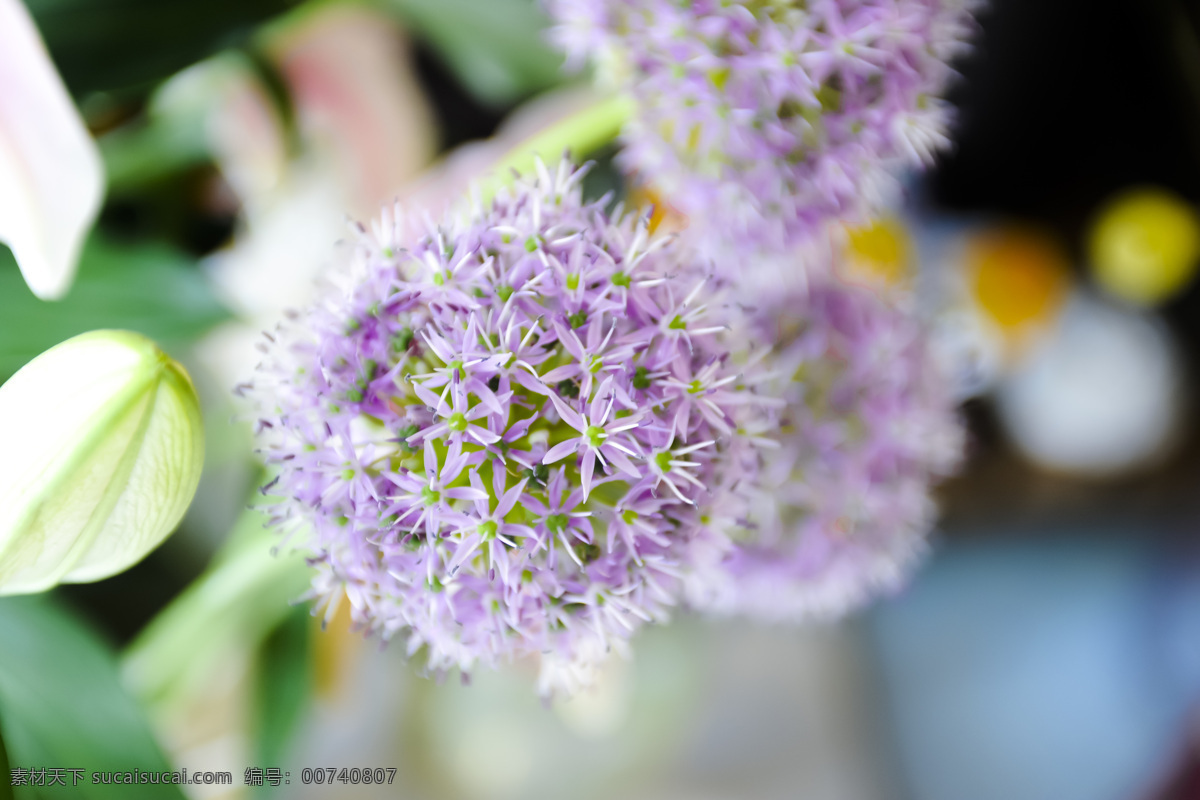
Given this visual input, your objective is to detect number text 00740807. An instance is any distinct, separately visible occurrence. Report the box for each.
[301,767,397,785]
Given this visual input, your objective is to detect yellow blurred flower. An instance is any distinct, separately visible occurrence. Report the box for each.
[842,217,914,288]
[1088,186,1200,306]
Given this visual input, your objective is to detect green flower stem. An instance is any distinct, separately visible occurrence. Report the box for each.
[121,503,310,707]
[476,91,635,204]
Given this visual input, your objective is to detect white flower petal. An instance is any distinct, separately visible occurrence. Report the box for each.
[0,0,104,300]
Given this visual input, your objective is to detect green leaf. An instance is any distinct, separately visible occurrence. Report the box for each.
[98,113,211,193]
[379,0,565,106]
[0,595,184,799]
[99,52,271,193]
[0,236,229,381]
[26,0,300,96]
[254,604,312,776]
[123,505,312,707]
[0,721,12,800]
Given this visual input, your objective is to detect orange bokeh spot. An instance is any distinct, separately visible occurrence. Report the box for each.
[629,184,686,234]
[967,227,1071,330]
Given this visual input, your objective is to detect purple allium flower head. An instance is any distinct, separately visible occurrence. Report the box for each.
[245,160,757,698]
[684,278,965,621]
[545,0,977,258]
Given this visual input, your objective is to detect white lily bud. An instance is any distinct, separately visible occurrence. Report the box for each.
[0,330,204,594]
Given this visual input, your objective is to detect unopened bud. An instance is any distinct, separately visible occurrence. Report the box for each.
[0,330,203,594]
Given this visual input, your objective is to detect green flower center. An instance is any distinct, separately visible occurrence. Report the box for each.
[448,412,468,432]
[709,65,731,90]
[633,366,652,390]
[585,425,608,448]
[396,424,419,453]
[392,327,414,353]
[421,487,441,505]
[479,520,498,540]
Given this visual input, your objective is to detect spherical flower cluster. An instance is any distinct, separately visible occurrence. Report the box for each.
[546,0,976,256]
[686,278,965,621]
[245,161,757,697]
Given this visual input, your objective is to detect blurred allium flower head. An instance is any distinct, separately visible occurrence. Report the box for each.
[686,280,965,621]
[245,160,760,697]
[545,0,977,257]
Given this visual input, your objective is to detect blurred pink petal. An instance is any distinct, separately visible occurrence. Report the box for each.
[198,9,437,389]
[201,61,289,207]
[270,5,435,217]
[0,0,103,299]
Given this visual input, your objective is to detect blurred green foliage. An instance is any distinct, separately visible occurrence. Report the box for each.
[0,237,229,381]
[98,50,294,194]
[27,0,300,96]
[0,596,184,799]
[98,108,211,193]
[253,604,312,779]
[380,0,565,106]
[28,0,563,108]
[123,507,311,708]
